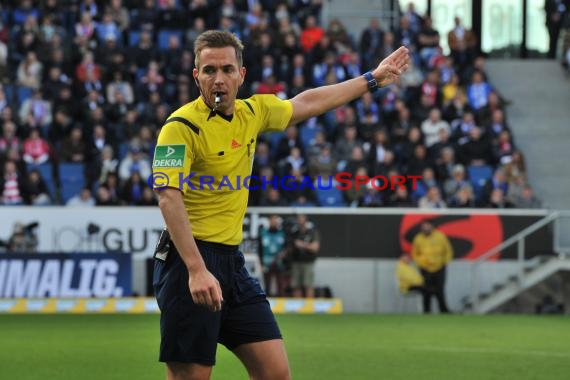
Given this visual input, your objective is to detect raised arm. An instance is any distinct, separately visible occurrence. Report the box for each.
[289,46,410,125]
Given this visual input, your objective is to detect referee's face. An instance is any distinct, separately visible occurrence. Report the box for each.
[193,46,246,115]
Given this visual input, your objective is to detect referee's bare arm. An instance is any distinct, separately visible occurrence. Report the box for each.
[289,46,410,125]
[158,188,223,312]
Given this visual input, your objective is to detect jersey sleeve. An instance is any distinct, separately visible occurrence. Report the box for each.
[255,95,293,133]
[151,121,195,191]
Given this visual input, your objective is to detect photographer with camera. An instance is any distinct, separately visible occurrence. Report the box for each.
[6,222,39,253]
[289,214,321,299]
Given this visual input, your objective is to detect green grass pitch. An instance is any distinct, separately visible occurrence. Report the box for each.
[2,314,569,379]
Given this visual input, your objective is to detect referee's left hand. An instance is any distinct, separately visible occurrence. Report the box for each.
[372,46,410,88]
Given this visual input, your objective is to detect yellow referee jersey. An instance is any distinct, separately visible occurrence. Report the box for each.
[152,95,293,245]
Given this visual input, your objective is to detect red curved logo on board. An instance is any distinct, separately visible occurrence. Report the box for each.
[400,214,503,260]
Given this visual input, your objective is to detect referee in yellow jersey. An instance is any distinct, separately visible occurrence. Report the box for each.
[151,30,410,380]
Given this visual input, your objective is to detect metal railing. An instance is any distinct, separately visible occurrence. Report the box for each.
[469,211,570,313]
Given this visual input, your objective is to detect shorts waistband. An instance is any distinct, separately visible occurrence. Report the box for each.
[195,239,239,255]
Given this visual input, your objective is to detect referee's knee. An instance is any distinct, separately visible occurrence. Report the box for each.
[248,365,291,380]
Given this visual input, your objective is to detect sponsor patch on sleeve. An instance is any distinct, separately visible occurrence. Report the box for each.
[153,145,186,168]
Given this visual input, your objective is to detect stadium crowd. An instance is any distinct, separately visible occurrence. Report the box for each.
[0,0,541,209]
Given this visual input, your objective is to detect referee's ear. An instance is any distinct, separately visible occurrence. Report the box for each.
[239,67,246,85]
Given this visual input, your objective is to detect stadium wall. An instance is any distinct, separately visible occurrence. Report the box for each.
[0,207,554,313]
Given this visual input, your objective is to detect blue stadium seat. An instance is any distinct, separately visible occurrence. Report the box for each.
[128,30,141,46]
[3,84,16,104]
[468,165,493,201]
[118,142,130,161]
[17,86,33,103]
[157,29,183,50]
[300,126,323,149]
[27,162,56,200]
[314,179,346,207]
[59,163,86,204]
[260,132,285,159]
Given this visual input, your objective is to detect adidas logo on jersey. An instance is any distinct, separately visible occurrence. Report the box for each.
[231,139,242,149]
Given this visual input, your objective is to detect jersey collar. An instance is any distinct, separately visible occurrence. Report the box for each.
[197,96,234,122]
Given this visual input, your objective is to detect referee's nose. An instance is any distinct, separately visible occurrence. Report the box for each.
[214,70,225,87]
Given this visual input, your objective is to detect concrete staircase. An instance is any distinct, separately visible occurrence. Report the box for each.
[463,256,570,314]
[485,60,570,209]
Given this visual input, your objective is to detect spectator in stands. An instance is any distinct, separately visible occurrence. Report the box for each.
[411,220,452,313]
[429,126,453,160]
[60,127,86,163]
[309,144,336,178]
[367,129,389,175]
[18,89,52,134]
[0,160,27,205]
[96,12,121,44]
[458,126,493,166]
[389,105,414,144]
[485,108,510,145]
[412,166,437,201]
[260,187,288,207]
[483,168,509,205]
[356,92,381,140]
[359,180,384,207]
[435,146,456,182]
[136,187,158,206]
[417,17,440,69]
[418,186,447,209]
[447,16,477,70]
[22,129,50,165]
[421,108,450,148]
[503,150,526,182]
[95,185,119,206]
[17,51,43,89]
[443,164,472,203]
[335,125,362,170]
[493,130,515,165]
[106,71,134,105]
[406,144,431,178]
[121,171,146,205]
[66,187,95,207]
[359,18,385,69]
[259,214,287,297]
[545,0,568,58]
[289,214,320,298]
[342,166,368,207]
[276,125,303,162]
[486,188,514,208]
[300,15,324,53]
[118,145,151,183]
[388,186,415,207]
[449,186,476,208]
[513,185,542,208]
[0,121,21,157]
[467,70,493,111]
[102,172,121,204]
[105,0,130,34]
[74,11,97,49]
[477,91,504,127]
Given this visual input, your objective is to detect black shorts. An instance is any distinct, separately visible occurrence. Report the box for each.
[153,239,282,365]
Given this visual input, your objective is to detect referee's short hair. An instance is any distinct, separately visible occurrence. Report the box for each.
[194,30,244,68]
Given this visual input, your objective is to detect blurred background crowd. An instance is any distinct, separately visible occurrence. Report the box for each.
[0,0,543,209]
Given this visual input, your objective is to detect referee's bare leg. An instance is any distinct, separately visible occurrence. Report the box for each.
[233,339,291,380]
[166,362,212,380]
